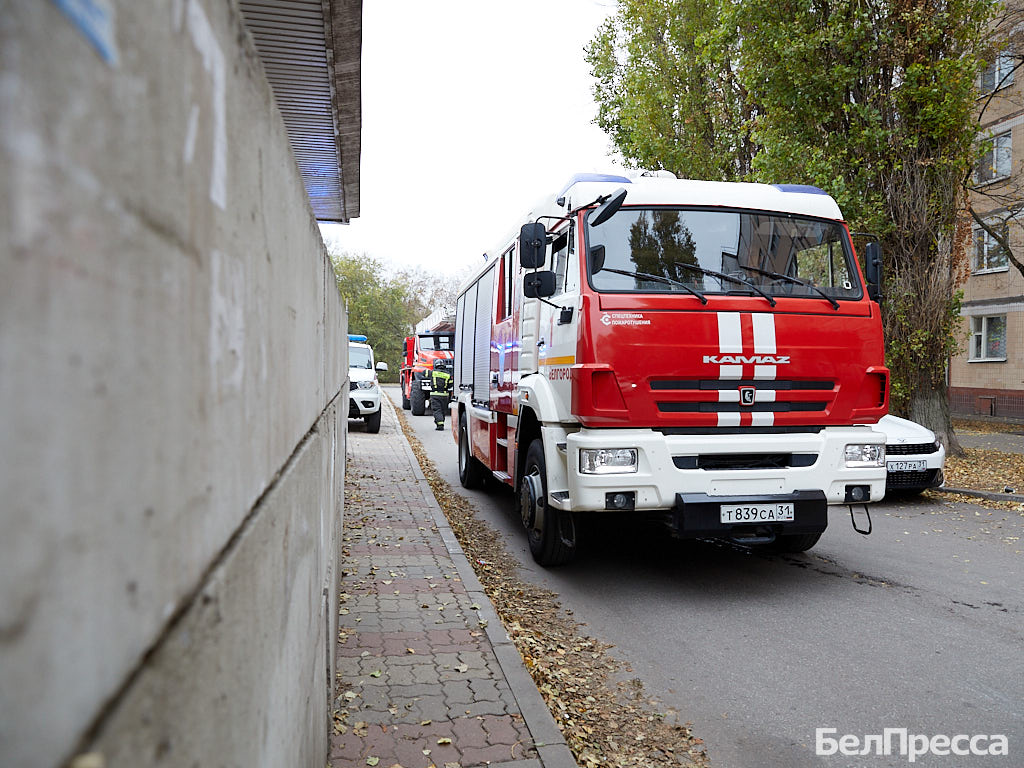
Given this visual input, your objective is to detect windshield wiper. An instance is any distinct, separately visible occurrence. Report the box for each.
[739,264,840,310]
[598,267,707,304]
[674,262,776,307]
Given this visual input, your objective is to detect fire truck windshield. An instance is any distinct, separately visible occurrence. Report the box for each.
[586,207,862,301]
[418,335,454,351]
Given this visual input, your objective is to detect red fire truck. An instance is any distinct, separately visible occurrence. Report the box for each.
[453,173,888,565]
[400,330,455,415]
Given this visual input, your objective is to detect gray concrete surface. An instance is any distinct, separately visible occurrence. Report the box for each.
[393,388,1024,768]
[1,3,347,766]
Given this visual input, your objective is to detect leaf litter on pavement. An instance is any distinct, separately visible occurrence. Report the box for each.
[396,408,709,768]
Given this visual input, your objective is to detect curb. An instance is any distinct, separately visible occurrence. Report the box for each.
[936,486,1024,504]
[386,396,580,768]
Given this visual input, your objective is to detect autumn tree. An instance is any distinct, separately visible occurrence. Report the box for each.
[329,252,422,380]
[587,0,994,449]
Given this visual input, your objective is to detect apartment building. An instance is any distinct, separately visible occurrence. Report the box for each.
[949,42,1024,420]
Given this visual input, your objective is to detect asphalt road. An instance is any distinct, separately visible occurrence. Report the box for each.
[386,387,1024,767]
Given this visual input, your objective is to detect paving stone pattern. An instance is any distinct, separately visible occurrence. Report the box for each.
[331,400,576,768]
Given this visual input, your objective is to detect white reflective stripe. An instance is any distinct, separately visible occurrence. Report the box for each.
[751,313,776,353]
[719,365,743,379]
[753,365,777,380]
[719,390,740,402]
[751,412,775,426]
[755,390,776,402]
[717,312,743,353]
[717,412,741,426]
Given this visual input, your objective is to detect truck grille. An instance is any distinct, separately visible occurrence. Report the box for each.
[652,379,834,415]
[673,453,818,470]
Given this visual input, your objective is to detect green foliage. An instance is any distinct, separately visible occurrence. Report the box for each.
[588,0,994,425]
[330,253,423,381]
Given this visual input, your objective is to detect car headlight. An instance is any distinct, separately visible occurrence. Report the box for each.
[356,381,377,390]
[580,448,638,474]
[844,444,885,467]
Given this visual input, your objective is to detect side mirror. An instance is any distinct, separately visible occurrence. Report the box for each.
[589,187,628,227]
[864,242,882,302]
[589,244,606,274]
[524,270,556,298]
[519,222,547,269]
[375,361,389,372]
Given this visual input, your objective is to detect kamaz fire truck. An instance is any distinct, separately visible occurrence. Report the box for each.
[453,173,888,566]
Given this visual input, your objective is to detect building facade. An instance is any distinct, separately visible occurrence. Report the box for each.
[950,42,1024,420]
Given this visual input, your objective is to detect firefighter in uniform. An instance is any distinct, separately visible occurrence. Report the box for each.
[430,359,454,430]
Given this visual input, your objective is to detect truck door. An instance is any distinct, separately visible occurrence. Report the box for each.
[538,225,577,420]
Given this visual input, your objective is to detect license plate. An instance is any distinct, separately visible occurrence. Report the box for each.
[887,460,926,472]
[720,503,795,523]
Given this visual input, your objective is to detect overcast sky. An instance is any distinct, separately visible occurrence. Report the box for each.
[320,0,627,276]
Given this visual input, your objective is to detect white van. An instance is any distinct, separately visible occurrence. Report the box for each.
[348,335,387,433]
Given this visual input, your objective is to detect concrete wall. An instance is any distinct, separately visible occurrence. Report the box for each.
[0,2,348,766]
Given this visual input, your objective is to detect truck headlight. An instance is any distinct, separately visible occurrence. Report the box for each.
[844,444,885,467]
[356,381,376,390]
[580,448,638,474]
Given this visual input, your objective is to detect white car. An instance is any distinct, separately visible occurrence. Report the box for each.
[348,337,388,433]
[874,415,945,495]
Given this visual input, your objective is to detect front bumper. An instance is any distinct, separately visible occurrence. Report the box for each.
[349,386,381,418]
[672,490,827,539]
[564,426,887,512]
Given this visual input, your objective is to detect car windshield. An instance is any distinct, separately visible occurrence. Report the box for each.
[349,346,373,369]
[419,334,454,352]
[586,207,861,300]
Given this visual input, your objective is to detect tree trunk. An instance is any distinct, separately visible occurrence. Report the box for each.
[908,383,964,458]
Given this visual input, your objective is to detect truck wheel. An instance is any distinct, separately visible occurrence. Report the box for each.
[401,378,411,410]
[364,408,381,434]
[458,412,486,489]
[520,439,577,566]
[411,385,426,416]
[771,532,822,553]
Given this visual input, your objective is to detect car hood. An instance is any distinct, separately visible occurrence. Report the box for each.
[876,414,936,444]
[349,368,377,384]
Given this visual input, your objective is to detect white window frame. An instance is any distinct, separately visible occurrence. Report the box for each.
[979,50,1016,94]
[969,314,1008,362]
[975,131,1012,184]
[973,221,1010,273]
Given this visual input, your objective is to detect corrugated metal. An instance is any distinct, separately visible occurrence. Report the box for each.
[238,0,360,222]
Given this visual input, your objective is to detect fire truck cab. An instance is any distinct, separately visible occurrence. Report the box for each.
[453,173,888,566]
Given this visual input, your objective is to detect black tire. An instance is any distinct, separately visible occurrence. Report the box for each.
[520,439,577,566]
[364,408,381,434]
[411,384,426,416]
[770,531,822,553]
[458,412,486,489]
[401,378,411,410]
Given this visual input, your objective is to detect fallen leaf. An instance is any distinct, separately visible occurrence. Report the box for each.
[437,738,452,745]
[366,758,379,766]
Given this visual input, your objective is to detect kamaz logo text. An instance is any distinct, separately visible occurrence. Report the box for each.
[703,354,791,365]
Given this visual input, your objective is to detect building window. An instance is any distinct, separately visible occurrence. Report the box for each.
[975,131,1012,183]
[974,222,1010,272]
[979,50,1016,94]
[970,315,1007,361]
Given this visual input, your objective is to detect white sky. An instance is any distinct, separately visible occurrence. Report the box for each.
[320,0,627,276]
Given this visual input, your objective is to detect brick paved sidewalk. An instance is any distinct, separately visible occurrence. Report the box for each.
[330,398,577,768]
